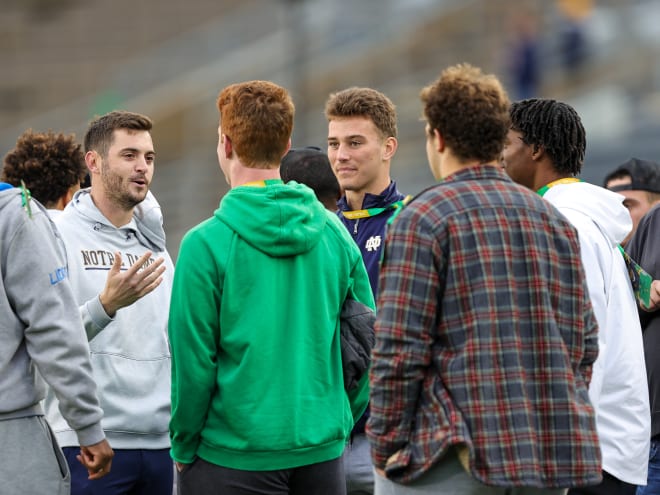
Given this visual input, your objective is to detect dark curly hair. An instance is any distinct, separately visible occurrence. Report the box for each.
[1,129,86,207]
[420,63,510,163]
[509,98,585,176]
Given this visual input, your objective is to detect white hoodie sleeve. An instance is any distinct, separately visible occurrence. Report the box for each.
[557,208,611,409]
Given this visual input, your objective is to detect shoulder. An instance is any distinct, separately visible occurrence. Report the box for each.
[183,215,230,244]
[0,191,54,237]
[628,203,660,259]
[325,211,358,245]
[638,202,660,233]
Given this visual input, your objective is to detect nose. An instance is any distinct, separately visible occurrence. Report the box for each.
[135,155,149,172]
[336,143,350,162]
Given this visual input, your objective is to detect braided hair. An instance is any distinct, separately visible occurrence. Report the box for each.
[509,98,585,176]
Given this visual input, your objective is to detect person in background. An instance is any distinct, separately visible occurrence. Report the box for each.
[44,110,174,495]
[626,188,660,495]
[368,63,602,494]
[325,86,406,495]
[0,180,113,494]
[169,80,373,495]
[503,97,649,495]
[1,129,87,218]
[280,145,341,210]
[604,157,660,246]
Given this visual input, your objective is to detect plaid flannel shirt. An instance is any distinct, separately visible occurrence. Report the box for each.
[367,165,601,487]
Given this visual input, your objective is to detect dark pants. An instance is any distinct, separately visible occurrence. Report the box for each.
[568,471,637,495]
[637,439,660,495]
[178,456,346,495]
[63,447,173,495]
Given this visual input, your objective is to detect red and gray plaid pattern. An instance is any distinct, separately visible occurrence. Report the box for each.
[367,165,601,488]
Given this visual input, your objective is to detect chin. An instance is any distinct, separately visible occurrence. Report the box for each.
[131,191,149,205]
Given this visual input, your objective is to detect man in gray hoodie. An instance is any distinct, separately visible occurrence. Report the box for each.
[0,181,113,494]
[43,111,175,495]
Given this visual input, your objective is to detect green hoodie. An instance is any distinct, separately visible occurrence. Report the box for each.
[169,180,374,470]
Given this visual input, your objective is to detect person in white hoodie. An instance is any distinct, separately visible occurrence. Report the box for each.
[0,181,113,494]
[502,98,650,495]
[44,111,175,495]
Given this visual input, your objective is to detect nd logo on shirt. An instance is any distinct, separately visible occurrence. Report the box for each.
[365,235,382,252]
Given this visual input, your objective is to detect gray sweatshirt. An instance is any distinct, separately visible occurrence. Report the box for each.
[0,186,105,447]
[44,189,174,449]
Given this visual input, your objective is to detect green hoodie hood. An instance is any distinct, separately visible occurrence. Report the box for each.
[215,180,327,257]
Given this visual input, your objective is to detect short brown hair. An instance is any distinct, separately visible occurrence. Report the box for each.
[84,110,153,157]
[216,81,294,168]
[420,64,510,163]
[324,87,397,139]
[1,129,86,207]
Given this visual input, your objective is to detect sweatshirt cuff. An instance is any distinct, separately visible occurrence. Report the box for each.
[75,422,106,447]
[85,296,113,338]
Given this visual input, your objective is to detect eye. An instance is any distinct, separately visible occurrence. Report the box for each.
[350,140,361,147]
[328,142,339,149]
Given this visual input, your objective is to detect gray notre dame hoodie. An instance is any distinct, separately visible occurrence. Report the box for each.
[44,189,174,449]
[0,186,105,447]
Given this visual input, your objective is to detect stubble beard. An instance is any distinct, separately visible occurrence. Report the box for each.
[101,165,148,211]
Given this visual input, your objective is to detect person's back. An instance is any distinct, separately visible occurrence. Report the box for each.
[367,63,601,494]
[0,182,113,493]
[172,179,370,462]
[169,80,374,495]
[373,167,601,486]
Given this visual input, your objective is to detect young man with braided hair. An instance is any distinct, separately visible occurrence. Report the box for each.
[502,97,650,495]
[368,64,601,494]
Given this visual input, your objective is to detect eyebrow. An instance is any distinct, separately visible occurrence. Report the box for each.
[327,134,366,141]
[119,147,156,156]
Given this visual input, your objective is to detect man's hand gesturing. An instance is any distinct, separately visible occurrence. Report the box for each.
[99,251,166,317]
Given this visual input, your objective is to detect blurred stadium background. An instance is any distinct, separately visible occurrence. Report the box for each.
[2,0,660,257]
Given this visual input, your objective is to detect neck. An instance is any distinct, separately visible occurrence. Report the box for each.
[345,176,391,210]
[50,196,67,211]
[443,159,495,179]
[532,166,567,192]
[438,148,490,179]
[230,162,280,188]
[90,189,134,227]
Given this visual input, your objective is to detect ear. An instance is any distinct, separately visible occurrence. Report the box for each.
[85,150,100,174]
[281,138,292,159]
[531,144,545,161]
[434,128,445,153]
[382,136,398,161]
[223,134,233,158]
